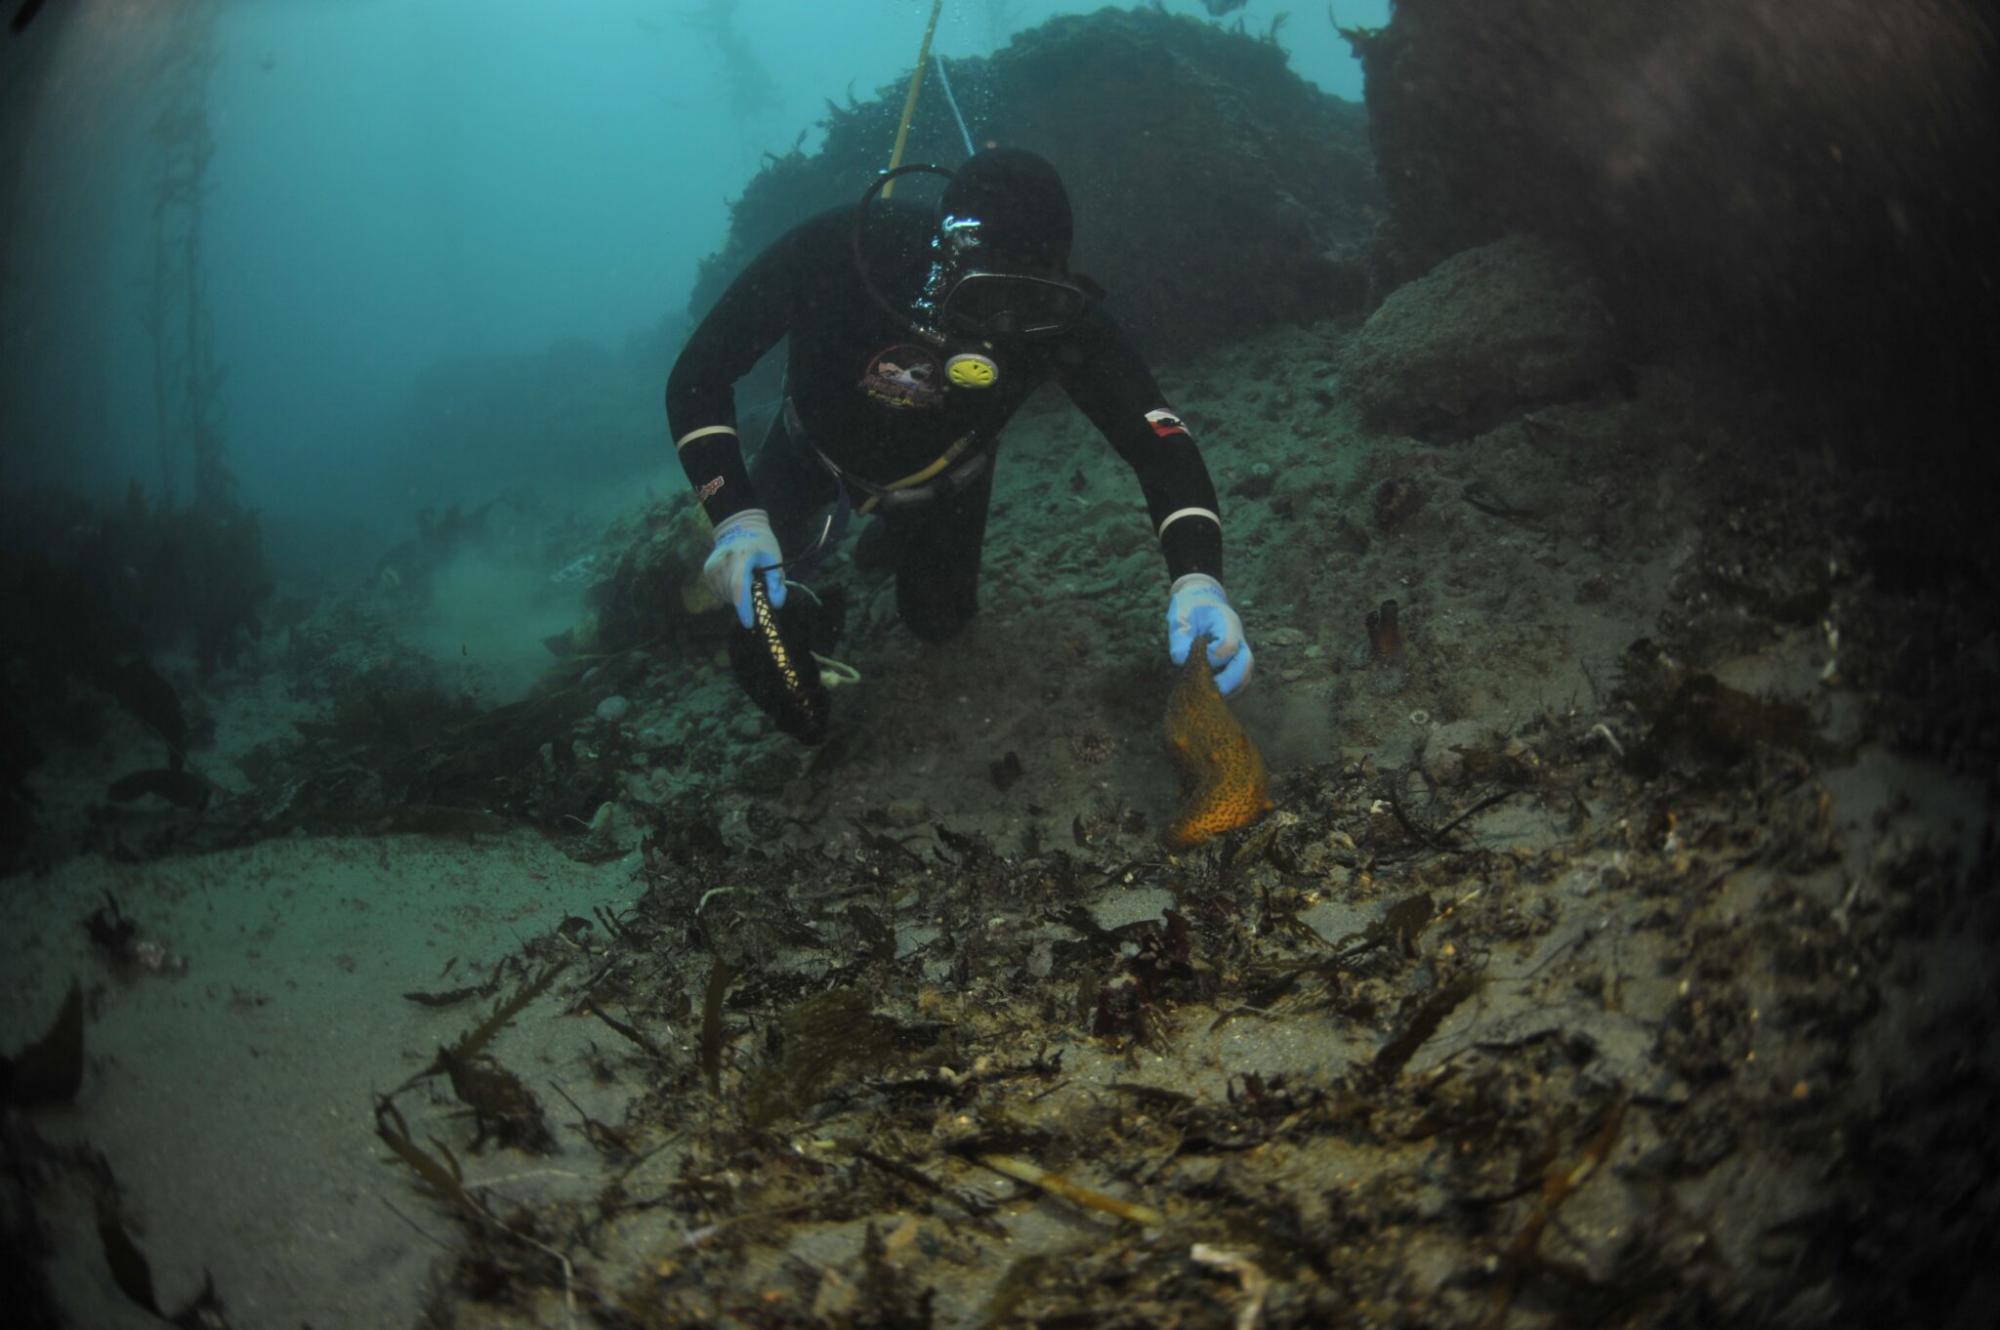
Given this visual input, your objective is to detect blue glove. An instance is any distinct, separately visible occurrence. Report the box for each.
[703,508,785,629]
[1166,573,1253,696]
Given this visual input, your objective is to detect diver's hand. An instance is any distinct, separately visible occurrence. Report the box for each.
[1167,573,1253,696]
[704,508,785,629]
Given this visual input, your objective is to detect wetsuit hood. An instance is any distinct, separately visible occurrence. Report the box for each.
[936,147,1073,275]
[854,150,1094,347]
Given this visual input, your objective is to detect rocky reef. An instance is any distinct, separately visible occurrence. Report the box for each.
[691,6,1385,363]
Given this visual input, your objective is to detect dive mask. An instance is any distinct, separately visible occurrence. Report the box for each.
[853,162,1098,345]
[938,269,1091,339]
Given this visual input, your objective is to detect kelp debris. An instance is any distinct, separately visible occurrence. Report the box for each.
[1189,1242,1272,1330]
[581,997,665,1059]
[95,1197,166,1320]
[1376,761,1528,855]
[83,891,139,960]
[401,981,497,1009]
[101,657,191,757]
[1369,968,1487,1086]
[440,1044,554,1154]
[403,958,504,1008]
[1481,1095,1630,1329]
[374,1095,474,1211]
[546,1080,635,1161]
[849,1145,1007,1233]
[699,955,734,1097]
[1330,890,1436,960]
[1089,907,1210,1043]
[439,961,566,1072]
[358,630,1990,1326]
[973,1151,1165,1228]
[989,749,1024,791]
[381,961,568,1154]
[743,986,940,1127]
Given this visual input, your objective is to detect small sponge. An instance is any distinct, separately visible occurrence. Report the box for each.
[1163,636,1272,848]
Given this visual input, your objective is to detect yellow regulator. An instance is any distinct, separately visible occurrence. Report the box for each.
[946,352,999,389]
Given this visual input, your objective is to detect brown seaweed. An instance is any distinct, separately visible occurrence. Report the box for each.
[400,981,495,1009]
[422,964,566,1150]
[744,986,917,1127]
[1615,641,1840,774]
[989,749,1024,791]
[1482,1096,1630,1329]
[547,1080,634,1160]
[851,1145,1004,1232]
[1329,891,1436,959]
[699,956,734,1097]
[444,962,565,1066]
[374,1094,586,1311]
[582,998,665,1058]
[439,1045,554,1153]
[1369,969,1485,1085]
[402,958,502,1007]
[393,961,565,1097]
[374,1094,475,1211]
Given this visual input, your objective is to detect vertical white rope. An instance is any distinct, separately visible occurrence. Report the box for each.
[932,53,977,159]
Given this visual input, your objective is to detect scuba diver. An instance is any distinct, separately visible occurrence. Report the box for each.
[666,146,1253,733]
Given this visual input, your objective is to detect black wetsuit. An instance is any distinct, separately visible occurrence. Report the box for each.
[666,203,1225,641]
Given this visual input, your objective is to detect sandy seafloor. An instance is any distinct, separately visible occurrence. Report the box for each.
[4,317,1995,1328]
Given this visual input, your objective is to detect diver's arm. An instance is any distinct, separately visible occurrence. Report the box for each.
[1055,309,1225,582]
[1057,309,1252,694]
[666,218,822,525]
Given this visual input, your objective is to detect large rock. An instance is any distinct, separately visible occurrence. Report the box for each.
[1351,0,1998,446]
[585,496,728,656]
[1343,235,1616,437]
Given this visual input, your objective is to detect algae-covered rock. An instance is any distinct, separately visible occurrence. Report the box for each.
[587,494,730,655]
[690,8,1383,362]
[1343,234,1617,437]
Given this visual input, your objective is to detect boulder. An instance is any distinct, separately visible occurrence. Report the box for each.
[1350,0,1998,448]
[1343,235,1616,437]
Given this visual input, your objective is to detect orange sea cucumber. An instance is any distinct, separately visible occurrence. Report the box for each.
[1163,635,1272,848]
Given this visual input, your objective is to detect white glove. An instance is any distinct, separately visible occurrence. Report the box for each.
[1166,573,1253,696]
[703,509,785,629]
